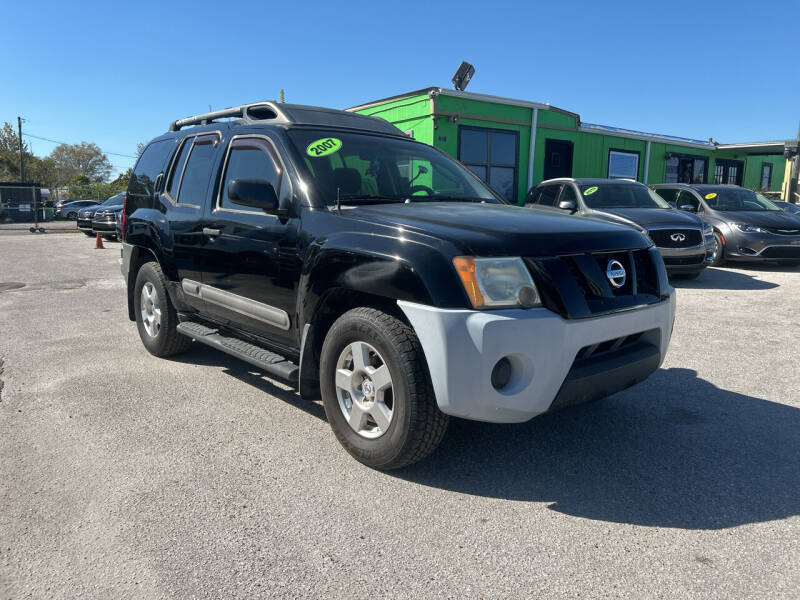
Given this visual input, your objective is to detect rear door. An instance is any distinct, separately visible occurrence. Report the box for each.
[194,134,299,348]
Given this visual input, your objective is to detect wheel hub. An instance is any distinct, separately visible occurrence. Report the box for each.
[334,341,394,439]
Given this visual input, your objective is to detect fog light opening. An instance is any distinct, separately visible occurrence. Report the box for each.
[491,357,513,390]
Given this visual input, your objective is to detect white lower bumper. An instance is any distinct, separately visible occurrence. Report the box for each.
[398,295,676,423]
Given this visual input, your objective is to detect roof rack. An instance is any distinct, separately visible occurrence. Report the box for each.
[168,101,291,132]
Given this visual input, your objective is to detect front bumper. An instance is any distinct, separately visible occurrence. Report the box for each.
[398,294,676,423]
[92,220,117,233]
[658,243,711,273]
[76,218,93,231]
[724,229,800,261]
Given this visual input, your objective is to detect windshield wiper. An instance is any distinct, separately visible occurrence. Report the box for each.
[337,194,406,205]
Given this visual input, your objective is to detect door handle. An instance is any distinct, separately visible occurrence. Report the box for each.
[203,227,221,237]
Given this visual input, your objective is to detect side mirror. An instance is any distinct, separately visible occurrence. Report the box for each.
[679,204,696,212]
[228,179,279,212]
[558,199,577,212]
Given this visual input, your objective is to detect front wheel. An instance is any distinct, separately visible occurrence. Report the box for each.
[134,261,192,357]
[710,232,726,266]
[320,307,448,470]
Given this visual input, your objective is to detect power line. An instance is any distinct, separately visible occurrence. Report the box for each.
[22,132,138,159]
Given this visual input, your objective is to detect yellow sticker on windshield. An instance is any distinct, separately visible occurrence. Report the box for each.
[705,192,717,200]
[584,186,598,196]
[306,137,342,157]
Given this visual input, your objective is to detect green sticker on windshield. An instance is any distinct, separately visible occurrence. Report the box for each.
[705,192,717,200]
[584,186,598,196]
[306,137,342,157]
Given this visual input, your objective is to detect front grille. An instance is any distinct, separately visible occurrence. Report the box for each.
[575,331,645,360]
[663,253,706,266]
[765,227,800,236]
[760,246,800,258]
[648,228,703,248]
[526,247,666,319]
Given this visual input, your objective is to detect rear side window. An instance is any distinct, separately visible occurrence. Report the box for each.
[219,138,283,212]
[128,139,172,201]
[176,137,218,205]
[654,188,678,203]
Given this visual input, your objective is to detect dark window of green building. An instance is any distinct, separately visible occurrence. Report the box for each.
[458,126,518,202]
[760,163,772,189]
[714,159,743,186]
[666,154,708,184]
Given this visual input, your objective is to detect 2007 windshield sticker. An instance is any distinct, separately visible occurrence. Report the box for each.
[306,137,342,157]
[584,186,598,196]
[705,192,717,199]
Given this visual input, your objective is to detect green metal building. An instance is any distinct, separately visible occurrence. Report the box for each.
[349,88,788,204]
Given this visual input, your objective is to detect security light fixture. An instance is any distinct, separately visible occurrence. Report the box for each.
[452,61,475,92]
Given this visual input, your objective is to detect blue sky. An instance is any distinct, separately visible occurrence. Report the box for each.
[3,0,798,177]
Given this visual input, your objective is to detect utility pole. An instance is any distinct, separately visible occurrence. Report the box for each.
[17,116,25,183]
[279,89,285,103]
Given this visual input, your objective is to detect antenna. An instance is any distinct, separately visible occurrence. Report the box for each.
[336,187,341,213]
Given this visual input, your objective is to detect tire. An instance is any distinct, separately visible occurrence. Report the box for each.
[710,232,726,267]
[83,231,94,237]
[320,307,448,470]
[102,234,116,241]
[133,261,192,357]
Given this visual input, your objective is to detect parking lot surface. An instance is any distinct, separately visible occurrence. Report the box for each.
[1,232,798,599]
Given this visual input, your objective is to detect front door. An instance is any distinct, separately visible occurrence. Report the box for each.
[543,139,573,180]
[195,134,299,348]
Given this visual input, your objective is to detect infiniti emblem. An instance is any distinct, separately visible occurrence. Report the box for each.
[606,259,627,288]
[670,232,686,242]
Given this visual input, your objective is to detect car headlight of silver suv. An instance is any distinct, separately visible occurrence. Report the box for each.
[453,257,541,309]
[731,222,767,234]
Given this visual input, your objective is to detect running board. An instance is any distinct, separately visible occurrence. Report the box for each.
[177,321,299,383]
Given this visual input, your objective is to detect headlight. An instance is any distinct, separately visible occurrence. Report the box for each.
[452,257,540,309]
[731,223,766,233]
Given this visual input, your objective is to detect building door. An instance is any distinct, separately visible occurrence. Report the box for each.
[543,139,573,180]
[714,159,744,185]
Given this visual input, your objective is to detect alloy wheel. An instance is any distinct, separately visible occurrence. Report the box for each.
[335,341,394,439]
[140,282,162,337]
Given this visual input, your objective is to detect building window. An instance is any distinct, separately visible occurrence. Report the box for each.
[714,159,743,186]
[666,154,708,184]
[458,126,518,202]
[761,162,772,190]
[607,149,639,180]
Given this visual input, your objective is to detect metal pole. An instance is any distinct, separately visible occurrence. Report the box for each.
[17,117,25,183]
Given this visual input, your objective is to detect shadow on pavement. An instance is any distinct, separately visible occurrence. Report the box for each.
[671,267,778,290]
[167,344,326,421]
[393,367,800,530]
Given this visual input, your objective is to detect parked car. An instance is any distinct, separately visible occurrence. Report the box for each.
[773,201,800,216]
[55,199,97,220]
[77,193,124,236]
[92,195,125,240]
[651,184,800,266]
[121,101,676,469]
[525,178,713,279]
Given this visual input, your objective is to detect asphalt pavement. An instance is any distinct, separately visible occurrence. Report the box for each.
[1,231,798,599]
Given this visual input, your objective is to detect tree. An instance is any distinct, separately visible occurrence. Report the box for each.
[49,142,112,184]
[0,122,35,182]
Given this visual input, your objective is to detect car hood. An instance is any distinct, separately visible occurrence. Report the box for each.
[590,207,703,229]
[718,210,800,229]
[94,205,123,214]
[341,202,650,256]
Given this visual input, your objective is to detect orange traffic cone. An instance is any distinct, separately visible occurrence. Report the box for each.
[94,232,105,249]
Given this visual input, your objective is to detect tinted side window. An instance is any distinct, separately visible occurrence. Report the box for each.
[538,185,560,206]
[128,139,172,203]
[654,188,678,203]
[560,184,577,204]
[220,140,281,212]
[177,139,217,205]
[167,138,193,199]
[525,187,541,205]
[677,190,700,211]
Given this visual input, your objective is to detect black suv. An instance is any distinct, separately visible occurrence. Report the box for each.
[121,102,676,469]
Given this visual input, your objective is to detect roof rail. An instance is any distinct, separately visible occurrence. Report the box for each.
[168,102,291,132]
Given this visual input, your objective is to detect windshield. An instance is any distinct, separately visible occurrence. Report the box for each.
[101,194,124,206]
[700,188,780,211]
[287,129,501,206]
[579,183,671,209]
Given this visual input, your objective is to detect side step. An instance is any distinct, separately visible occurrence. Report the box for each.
[177,321,299,383]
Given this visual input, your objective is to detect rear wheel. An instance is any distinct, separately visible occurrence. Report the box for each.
[83,231,94,237]
[134,261,192,357]
[710,232,726,266]
[320,307,448,470]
